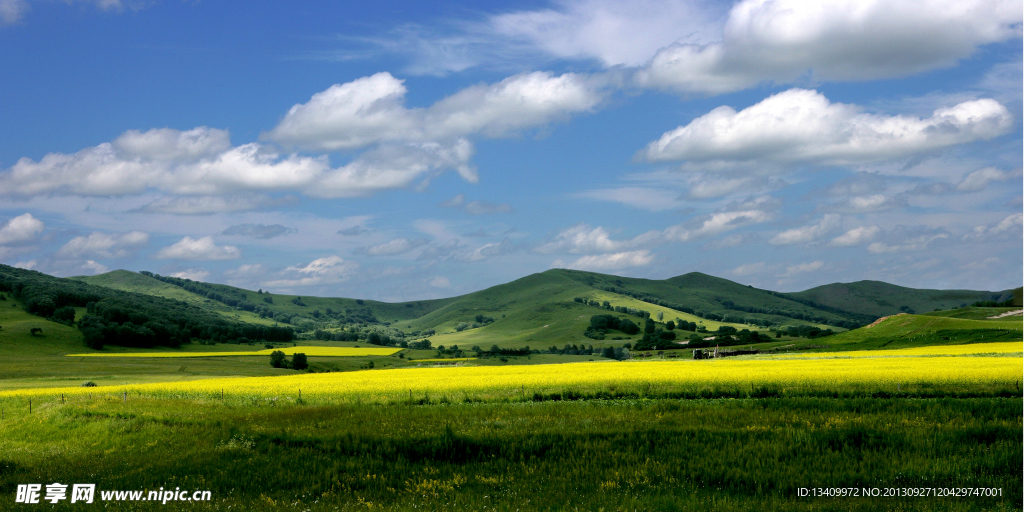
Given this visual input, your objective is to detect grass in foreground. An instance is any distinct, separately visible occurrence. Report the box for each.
[0,396,1018,511]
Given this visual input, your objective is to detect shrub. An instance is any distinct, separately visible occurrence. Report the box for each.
[291,353,308,370]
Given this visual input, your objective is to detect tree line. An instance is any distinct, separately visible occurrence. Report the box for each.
[0,264,293,349]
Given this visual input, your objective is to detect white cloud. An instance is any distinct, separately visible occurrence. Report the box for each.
[535,224,624,254]
[781,261,824,277]
[55,231,149,258]
[641,89,1012,166]
[567,250,653,270]
[965,212,1023,239]
[464,238,519,262]
[0,0,28,26]
[731,262,765,276]
[636,0,1023,94]
[687,176,782,199]
[0,213,44,245]
[867,232,949,253]
[829,226,880,246]
[264,256,360,288]
[956,167,1020,191]
[265,71,603,152]
[358,238,428,256]
[263,73,417,152]
[155,236,241,260]
[428,276,451,288]
[170,268,210,281]
[78,260,109,275]
[490,0,723,67]
[770,214,841,245]
[1,126,478,200]
[664,197,777,241]
[13,259,36,269]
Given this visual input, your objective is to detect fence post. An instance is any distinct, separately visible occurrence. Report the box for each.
[29,399,32,414]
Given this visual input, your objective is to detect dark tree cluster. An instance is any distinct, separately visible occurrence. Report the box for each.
[585,314,641,340]
[0,264,293,350]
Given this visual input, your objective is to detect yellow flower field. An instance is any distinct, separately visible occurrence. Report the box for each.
[64,346,402,358]
[7,342,1020,400]
[767,341,1023,358]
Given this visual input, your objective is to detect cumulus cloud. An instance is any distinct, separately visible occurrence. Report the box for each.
[535,224,625,254]
[170,268,210,281]
[636,0,1023,94]
[642,89,1012,167]
[830,226,880,246]
[265,71,604,152]
[0,213,44,245]
[264,256,360,288]
[0,126,477,200]
[567,250,654,270]
[155,236,241,260]
[221,224,295,239]
[55,231,149,258]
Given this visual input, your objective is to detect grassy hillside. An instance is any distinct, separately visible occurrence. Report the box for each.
[556,269,865,327]
[787,281,1015,318]
[921,306,1023,320]
[75,269,458,326]
[800,313,1022,351]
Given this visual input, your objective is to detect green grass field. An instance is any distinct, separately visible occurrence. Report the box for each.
[2,274,1021,511]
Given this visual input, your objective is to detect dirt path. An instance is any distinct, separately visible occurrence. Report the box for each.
[988,309,1023,319]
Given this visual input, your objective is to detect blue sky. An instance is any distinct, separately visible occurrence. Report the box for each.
[0,0,1021,301]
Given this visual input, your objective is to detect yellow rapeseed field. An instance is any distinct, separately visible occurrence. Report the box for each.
[767,341,1023,358]
[6,342,1020,401]
[64,346,402,358]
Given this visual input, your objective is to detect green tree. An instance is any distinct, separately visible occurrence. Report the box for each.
[291,353,308,370]
[270,350,286,368]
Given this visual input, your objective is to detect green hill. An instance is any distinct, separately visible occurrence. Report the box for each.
[74,270,457,327]
[786,281,1015,318]
[800,313,1022,351]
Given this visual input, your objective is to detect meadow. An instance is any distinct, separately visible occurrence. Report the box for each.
[1,277,1021,511]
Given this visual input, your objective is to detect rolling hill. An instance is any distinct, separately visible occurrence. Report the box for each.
[786,281,1018,317]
